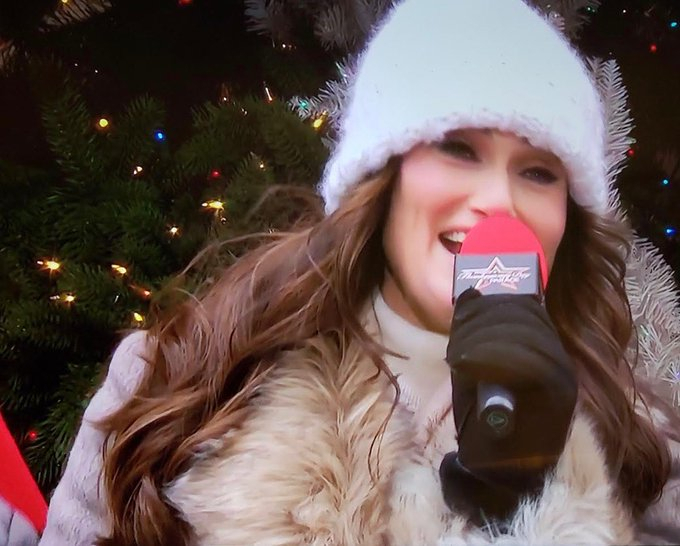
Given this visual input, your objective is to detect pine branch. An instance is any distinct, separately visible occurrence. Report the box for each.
[41,0,112,30]
[107,96,167,177]
[530,0,601,39]
[588,58,635,215]
[289,58,356,139]
[244,0,292,42]
[244,0,392,52]
[36,66,105,187]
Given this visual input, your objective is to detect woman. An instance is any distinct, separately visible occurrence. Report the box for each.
[41,0,680,544]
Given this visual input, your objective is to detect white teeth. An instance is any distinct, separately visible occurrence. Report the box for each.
[442,231,467,244]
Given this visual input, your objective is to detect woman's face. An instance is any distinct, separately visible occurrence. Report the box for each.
[381,128,569,334]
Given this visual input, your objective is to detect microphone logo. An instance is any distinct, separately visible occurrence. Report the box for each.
[456,256,532,291]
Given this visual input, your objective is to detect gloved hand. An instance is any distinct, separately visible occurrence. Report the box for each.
[440,288,578,524]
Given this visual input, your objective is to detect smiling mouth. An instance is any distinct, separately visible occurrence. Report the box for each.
[439,235,463,254]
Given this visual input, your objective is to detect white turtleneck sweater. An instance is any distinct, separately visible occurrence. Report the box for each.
[369,290,455,436]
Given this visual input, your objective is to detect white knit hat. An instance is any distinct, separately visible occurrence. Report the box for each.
[320,0,608,215]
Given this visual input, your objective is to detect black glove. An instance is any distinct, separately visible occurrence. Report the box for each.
[439,288,577,524]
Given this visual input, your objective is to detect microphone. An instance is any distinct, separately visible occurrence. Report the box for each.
[451,215,547,439]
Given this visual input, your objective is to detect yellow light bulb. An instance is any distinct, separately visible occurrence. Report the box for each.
[142,289,152,298]
[259,162,265,169]
[169,226,179,236]
[61,0,69,4]
[63,294,76,303]
[111,264,128,275]
[98,117,110,128]
[202,200,224,211]
[133,312,144,323]
[38,260,61,271]
[133,165,144,175]
[312,112,329,130]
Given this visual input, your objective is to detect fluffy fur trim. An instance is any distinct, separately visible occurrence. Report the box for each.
[166,340,635,545]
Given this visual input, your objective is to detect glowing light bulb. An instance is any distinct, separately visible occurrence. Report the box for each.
[671,21,678,29]
[259,162,265,170]
[650,44,658,53]
[662,178,670,186]
[666,227,676,237]
[133,165,144,176]
[312,111,329,130]
[169,226,180,236]
[264,84,274,103]
[133,312,144,323]
[210,169,221,179]
[111,264,128,275]
[98,117,110,129]
[37,260,61,272]
[63,294,76,303]
[154,130,166,142]
[202,200,224,211]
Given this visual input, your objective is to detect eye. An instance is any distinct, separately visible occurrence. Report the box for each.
[437,139,478,161]
[522,167,559,184]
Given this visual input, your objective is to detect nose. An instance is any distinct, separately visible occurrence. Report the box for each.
[467,171,516,218]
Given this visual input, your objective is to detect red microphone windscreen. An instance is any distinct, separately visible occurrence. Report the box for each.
[459,215,548,290]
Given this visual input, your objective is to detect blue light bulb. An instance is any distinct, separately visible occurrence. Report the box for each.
[671,21,678,29]
[154,130,166,142]
[666,227,676,236]
[662,178,670,186]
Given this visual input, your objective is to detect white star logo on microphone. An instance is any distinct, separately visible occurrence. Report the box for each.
[456,256,532,291]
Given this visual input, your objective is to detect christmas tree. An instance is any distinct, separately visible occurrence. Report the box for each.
[0,0,332,490]
[0,0,678,495]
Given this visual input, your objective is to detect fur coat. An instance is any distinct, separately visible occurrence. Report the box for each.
[162,336,679,545]
[40,237,680,546]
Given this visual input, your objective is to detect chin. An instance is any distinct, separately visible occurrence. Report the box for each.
[422,299,452,335]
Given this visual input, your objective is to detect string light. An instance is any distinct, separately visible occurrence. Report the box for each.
[26,430,39,442]
[111,264,128,276]
[60,0,69,4]
[96,117,110,130]
[210,169,221,179]
[671,21,678,29]
[51,293,76,304]
[312,111,329,130]
[662,178,670,186]
[168,226,180,236]
[154,130,166,142]
[666,227,677,237]
[132,165,144,176]
[202,200,225,211]
[133,312,145,324]
[259,161,265,170]
[131,285,152,299]
[37,259,61,272]
[627,148,635,157]
[650,44,658,53]
[264,83,274,103]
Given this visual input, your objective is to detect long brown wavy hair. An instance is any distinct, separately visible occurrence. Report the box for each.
[95,157,672,546]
